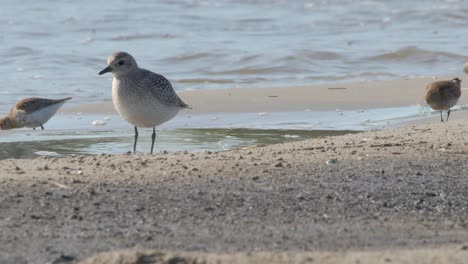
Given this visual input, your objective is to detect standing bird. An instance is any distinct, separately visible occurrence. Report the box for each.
[0,97,71,130]
[424,78,462,122]
[98,51,189,154]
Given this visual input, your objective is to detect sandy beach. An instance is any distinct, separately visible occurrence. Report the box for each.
[2,98,468,263]
[4,1,468,263]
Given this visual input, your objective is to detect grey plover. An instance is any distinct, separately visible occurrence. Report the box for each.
[0,97,71,130]
[424,78,462,122]
[99,51,189,154]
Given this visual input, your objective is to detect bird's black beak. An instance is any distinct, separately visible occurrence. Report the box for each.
[99,66,112,75]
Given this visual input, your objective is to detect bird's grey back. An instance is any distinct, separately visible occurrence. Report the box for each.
[125,68,189,109]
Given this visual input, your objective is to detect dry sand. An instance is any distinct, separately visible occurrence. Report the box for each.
[2,119,468,263]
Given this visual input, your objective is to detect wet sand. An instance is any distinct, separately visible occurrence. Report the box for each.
[2,119,468,263]
[64,75,465,115]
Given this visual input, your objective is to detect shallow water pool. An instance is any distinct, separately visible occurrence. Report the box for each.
[0,104,457,159]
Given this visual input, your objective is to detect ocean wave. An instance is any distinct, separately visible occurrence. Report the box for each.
[367,47,465,63]
[237,18,275,24]
[293,51,343,61]
[308,72,403,82]
[176,78,234,84]
[208,66,298,75]
[1,46,40,58]
[109,33,177,41]
[162,52,224,63]
[19,31,55,37]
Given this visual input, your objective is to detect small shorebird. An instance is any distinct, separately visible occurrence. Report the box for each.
[0,97,71,130]
[424,78,462,122]
[99,51,189,154]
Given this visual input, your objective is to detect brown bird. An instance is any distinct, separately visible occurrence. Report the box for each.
[0,97,71,130]
[424,78,462,122]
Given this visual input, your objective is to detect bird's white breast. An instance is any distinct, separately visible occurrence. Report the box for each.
[112,78,180,128]
[14,102,65,128]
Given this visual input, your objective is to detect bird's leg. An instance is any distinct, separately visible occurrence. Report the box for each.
[151,127,156,154]
[133,126,138,153]
[447,109,451,122]
[40,124,44,130]
[440,111,444,122]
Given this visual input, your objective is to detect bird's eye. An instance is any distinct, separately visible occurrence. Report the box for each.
[118,60,125,66]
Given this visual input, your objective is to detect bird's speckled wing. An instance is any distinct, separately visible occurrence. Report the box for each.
[138,69,189,109]
[12,97,72,113]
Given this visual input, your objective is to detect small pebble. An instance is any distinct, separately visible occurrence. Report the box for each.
[273,162,283,168]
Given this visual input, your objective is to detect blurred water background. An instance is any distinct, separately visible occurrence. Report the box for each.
[1,0,468,107]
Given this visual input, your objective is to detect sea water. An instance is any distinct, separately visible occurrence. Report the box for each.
[0,0,467,106]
